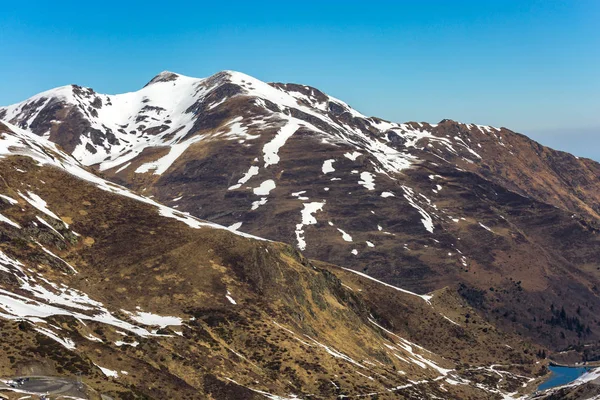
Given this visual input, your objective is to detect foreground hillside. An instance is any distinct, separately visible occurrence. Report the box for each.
[0,122,546,398]
[3,71,600,353]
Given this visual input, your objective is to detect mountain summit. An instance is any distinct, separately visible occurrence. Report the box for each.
[3,71,600,393]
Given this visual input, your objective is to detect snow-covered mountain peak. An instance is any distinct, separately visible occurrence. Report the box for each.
[0,71,226,169]
[0,84,76,128]
[4,73,600,394]
[0,70,507,180]
[144,70,185,86]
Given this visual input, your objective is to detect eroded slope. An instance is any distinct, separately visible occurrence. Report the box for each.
[0,122,545,398]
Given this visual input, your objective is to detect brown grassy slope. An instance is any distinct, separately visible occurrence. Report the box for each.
[0,155,542,399]
[427,120,600,221]
[7,76,600,358]
[0,123,546,399]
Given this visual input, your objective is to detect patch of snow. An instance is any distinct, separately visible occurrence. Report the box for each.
[322,159,335,174]
[115,340,139,347]
[0,213,20,228]
[337,228,353,242]
[228,222,243,231]
[18,191,64,225]
[97,365,119,378]
[0,194,18,204]
[124,310,183,327]
[228,165,259,190]
[85,333,103,342]
[251,197,268,210]
[295,202,325,250]
[343,268,433,303]
[442,316,461,326]
[291,190,309,200]
[253,179,276,196]
[402,186,434,233]
[479,222,494,233]
[226,291,237,305]
[344,151,361,161]
[114,161,131,173]
[263,120,301,167]
[35,216,64,238]
[358,171,375,190]
[304,334,366,369]
[34,326,76,350]
[35,241,78,273]
[575,367,600,384]
[135,135,204,175]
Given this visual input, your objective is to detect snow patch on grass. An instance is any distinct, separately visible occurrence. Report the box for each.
[124,310,183,327]
[295,202,325,250]
[358,171,375,190]
[263,121,301,167]
[228,165,259,190]
[0,213,20,228]
[322,159,335,174]
[253,179,276,196]
[337,228,353,242]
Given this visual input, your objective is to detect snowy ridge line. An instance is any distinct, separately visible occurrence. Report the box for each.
[2,72,217,171]
[239,74,432,177]
[339,267,433,303]
[0,120,267,242]
[0,69,504,187]
[0,85,75,134]
[271,320,314,347]
[2,70,504,203]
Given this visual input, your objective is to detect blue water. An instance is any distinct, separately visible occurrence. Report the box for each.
[537,366,590,391]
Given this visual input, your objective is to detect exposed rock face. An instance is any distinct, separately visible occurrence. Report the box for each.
[3,71,600,356]
[0,121,543,398]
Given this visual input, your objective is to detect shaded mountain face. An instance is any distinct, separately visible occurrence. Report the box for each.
[3,71,600,354]
[0,121,544,399]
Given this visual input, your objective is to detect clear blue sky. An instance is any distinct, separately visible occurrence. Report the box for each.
[1,0,599,158]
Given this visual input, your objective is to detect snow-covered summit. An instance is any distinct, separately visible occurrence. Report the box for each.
[144,70,185,86]
[0,70,503,178]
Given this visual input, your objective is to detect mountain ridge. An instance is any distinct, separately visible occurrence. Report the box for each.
[3,70,600,354]
[0,119,545,398]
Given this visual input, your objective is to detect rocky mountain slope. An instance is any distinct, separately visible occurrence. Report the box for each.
[3,70,600,355]
[0,121,549,398]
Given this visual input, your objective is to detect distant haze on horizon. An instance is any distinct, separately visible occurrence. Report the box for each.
[1,0,598,160]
